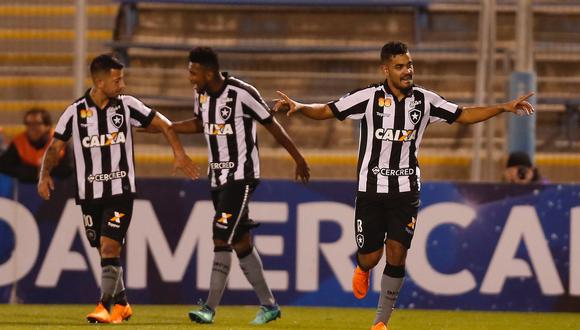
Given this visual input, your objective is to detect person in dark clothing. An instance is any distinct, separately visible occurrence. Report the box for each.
[0,108,73,183]
[503,151,544,184]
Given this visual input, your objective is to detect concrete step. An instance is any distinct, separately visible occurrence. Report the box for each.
[0,39,111,53]
[134,4,416,46]
[11,0,113,5]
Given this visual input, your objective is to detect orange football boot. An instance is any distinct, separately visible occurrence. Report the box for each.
[371,321,388,330]
[352,266,370,299]
[110,303,133,323]
[86,303,110,323]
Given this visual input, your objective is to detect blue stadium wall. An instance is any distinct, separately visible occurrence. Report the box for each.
[0,176,579,311]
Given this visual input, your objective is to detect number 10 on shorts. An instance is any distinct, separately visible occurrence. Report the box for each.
[83,214,93,227]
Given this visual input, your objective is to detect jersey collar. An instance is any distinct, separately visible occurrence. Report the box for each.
[383,80,414,100]
[85,89,119,111]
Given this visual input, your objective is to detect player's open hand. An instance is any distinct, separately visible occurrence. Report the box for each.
[505,92,535,116]
[37,175,54,200]
[273,91,301,117]
[173,154,200,180]
[295,157,310,184]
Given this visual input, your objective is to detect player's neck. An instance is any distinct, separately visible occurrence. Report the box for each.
[386,80,407,101]
[89,88,110,110]
[206,73,226,96]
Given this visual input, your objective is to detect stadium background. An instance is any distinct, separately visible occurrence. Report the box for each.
[1,0,580,325]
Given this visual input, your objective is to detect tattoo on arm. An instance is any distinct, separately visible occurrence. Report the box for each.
[40,143,63,177]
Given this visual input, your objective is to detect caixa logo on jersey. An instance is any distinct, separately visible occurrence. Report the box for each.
[82,132,126,148]
[374,129,416,141]
[204,123,234,135]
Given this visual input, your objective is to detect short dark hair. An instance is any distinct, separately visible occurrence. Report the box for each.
[380,41,409,62]
[189,47,219,72]
[24,108,52,126]
[90,54,124,76]
[507,151,533,168]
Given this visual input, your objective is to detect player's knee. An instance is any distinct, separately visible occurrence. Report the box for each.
[100,244,121,258]
[213,239,229,248]
[357,250,382,271]
[233,243,253,258]
[232,232,253,257]
[100,238,121,258]
[386,240,408,266]
[232,231,251,247]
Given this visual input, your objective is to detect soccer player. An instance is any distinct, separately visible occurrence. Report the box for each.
[37,54,199,323]
[273,41,534,330]
[166,47,309,324]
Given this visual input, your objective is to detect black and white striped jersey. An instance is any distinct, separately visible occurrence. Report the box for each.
[193,73,273,188]
[328,82,462,194]
[53,89,156,203]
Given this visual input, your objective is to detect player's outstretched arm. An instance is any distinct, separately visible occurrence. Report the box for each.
[148,112,200,180]
[171,117,203,134]
[263,118,310,184]
[38,139,66,200]
[138,117,203,134]
[273,91,334,120]
[455,92,535,124]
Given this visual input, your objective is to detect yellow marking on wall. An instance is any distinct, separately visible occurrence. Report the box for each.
[0,101,68,112]
[0,5,117,16]
[0,53,97,64]
[0,29,112,41]
[0,76,91,87]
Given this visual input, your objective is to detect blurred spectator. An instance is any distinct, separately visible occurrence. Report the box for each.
[563,100,579,149]
[0,108,73,183]
[503,151,544,184]
[541,99,580,151]
[0,126,6,154]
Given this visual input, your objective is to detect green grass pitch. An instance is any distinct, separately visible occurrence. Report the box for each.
[0,305,578,329]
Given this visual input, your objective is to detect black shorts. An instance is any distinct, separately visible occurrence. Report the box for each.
[211,180,257,244]
[354,191,420,253]
[80,198,134,247]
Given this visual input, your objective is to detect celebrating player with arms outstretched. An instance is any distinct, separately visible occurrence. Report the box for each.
[274,41,534,330]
